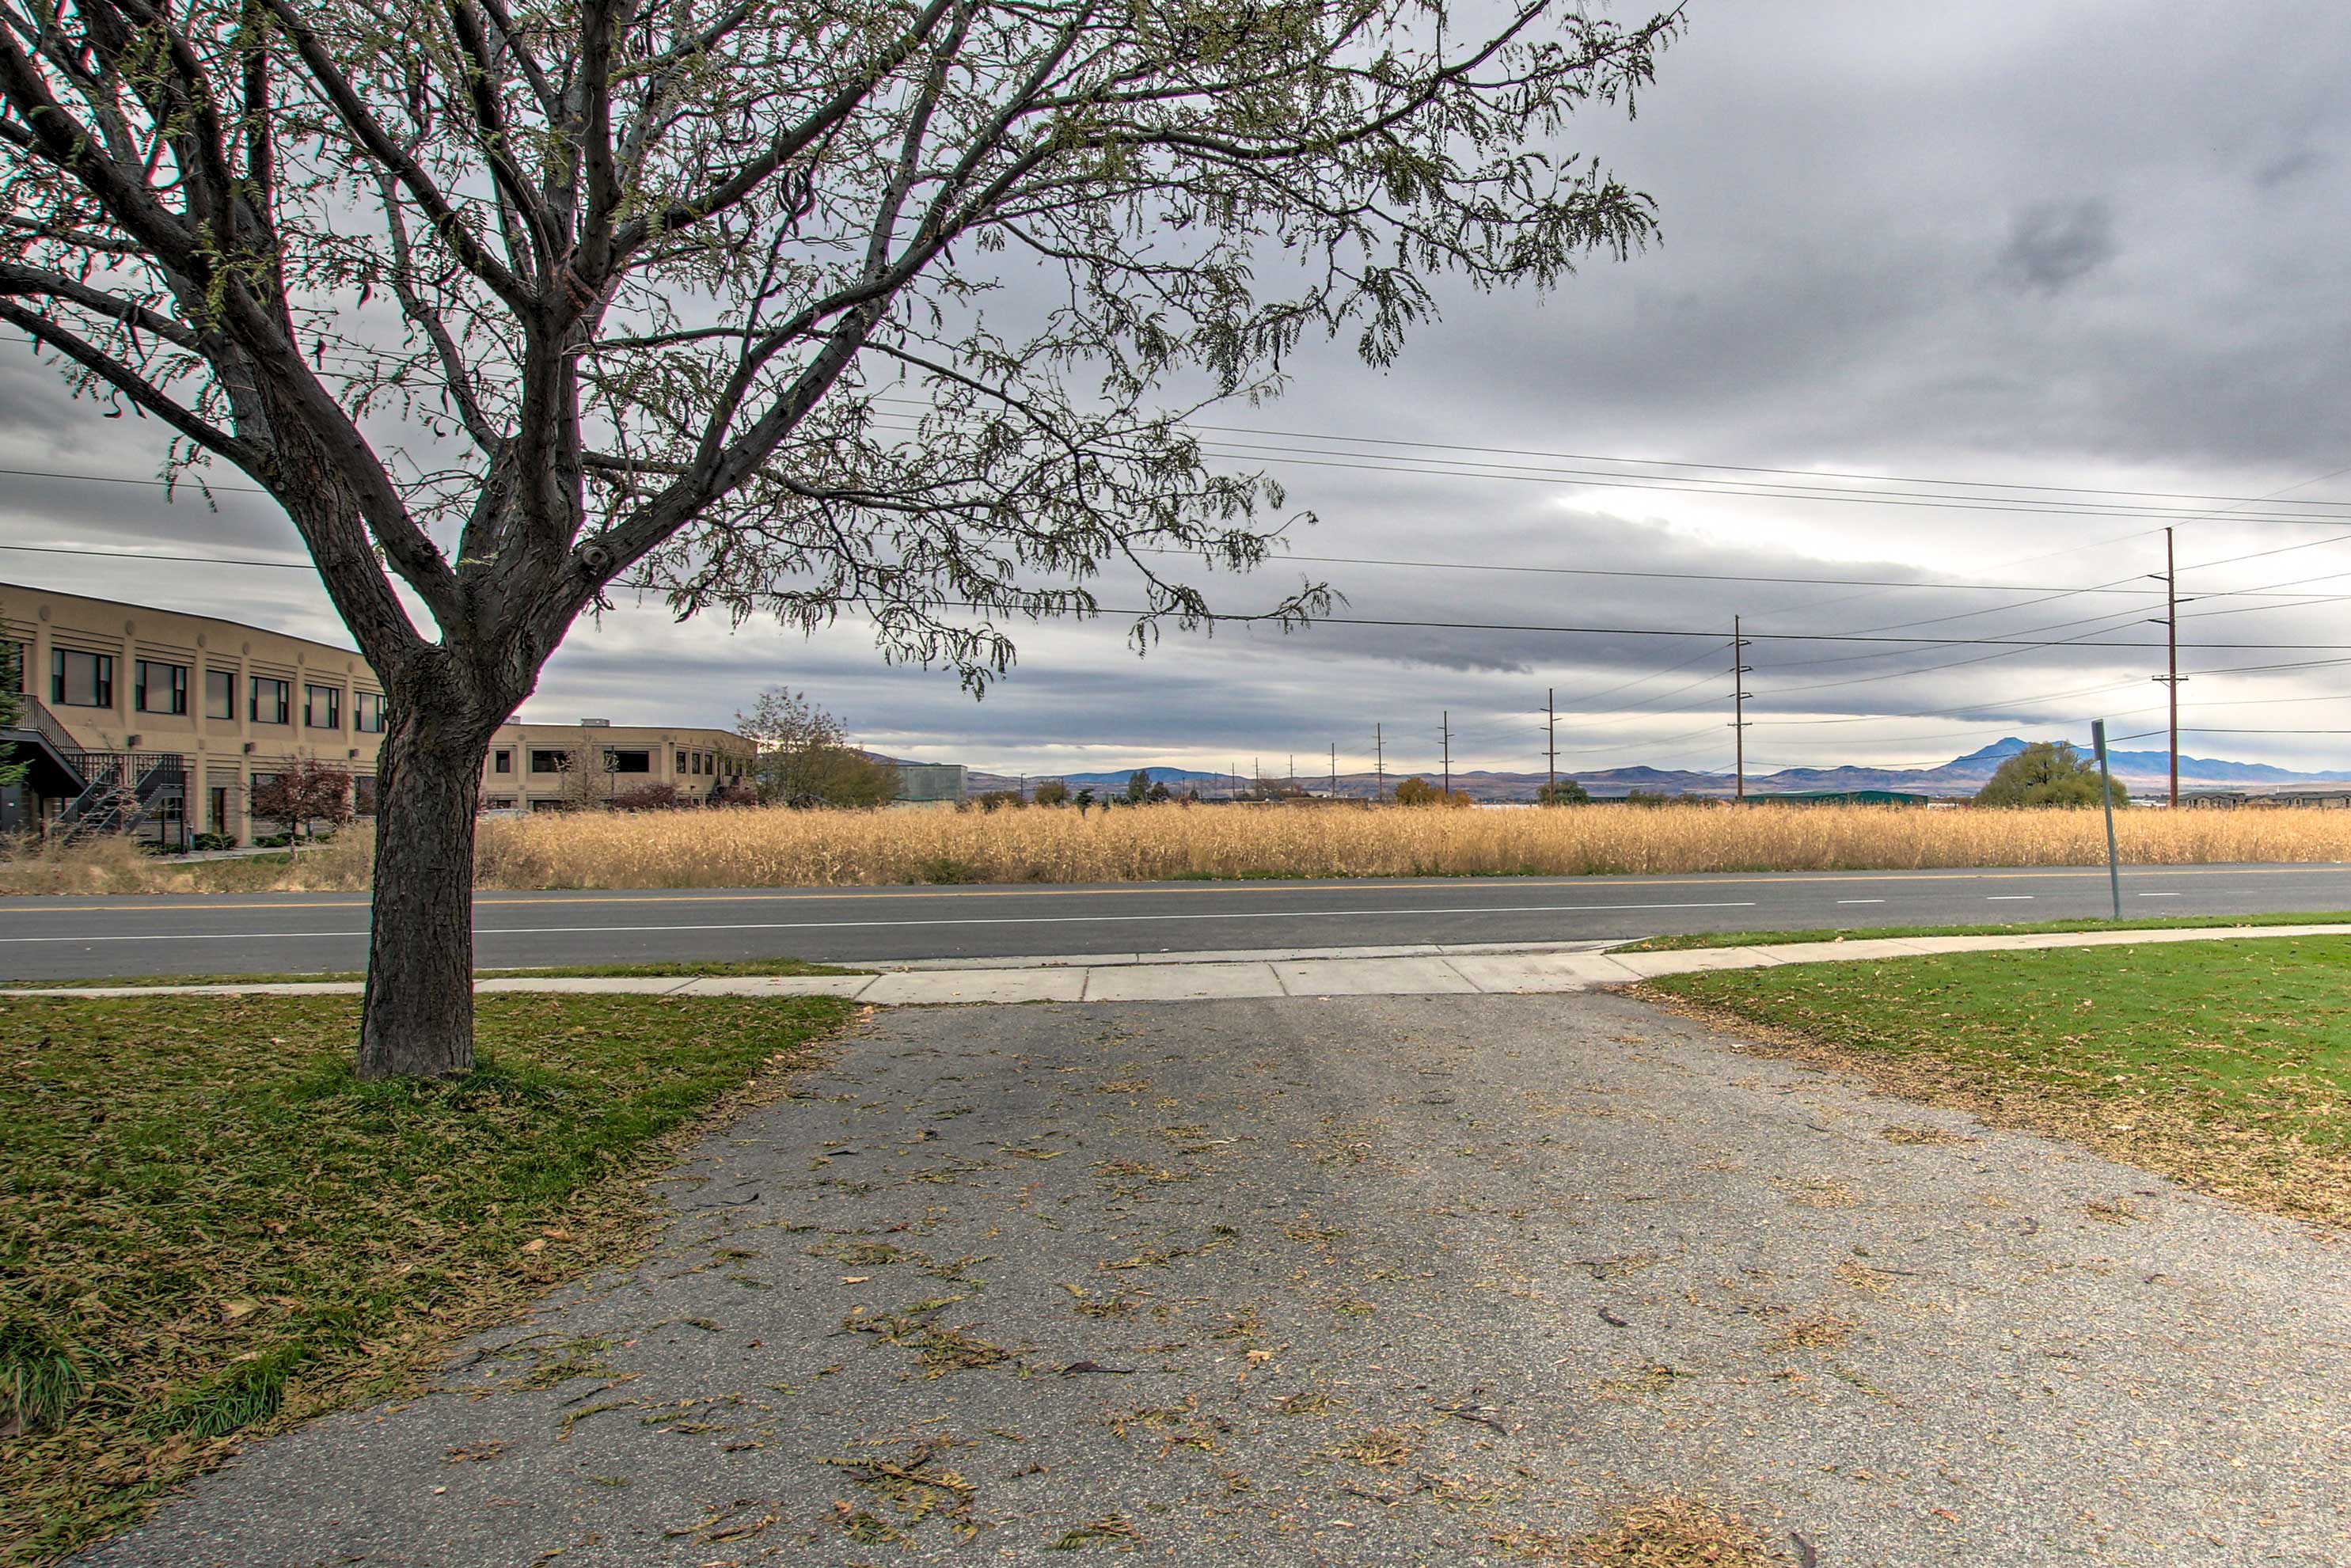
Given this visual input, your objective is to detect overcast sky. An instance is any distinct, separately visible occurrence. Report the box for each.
[9,0,2351,780]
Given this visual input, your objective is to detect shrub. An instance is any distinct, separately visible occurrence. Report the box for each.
[250,759,355,841]
[1394,776,1470,807]
[609,782,682,811]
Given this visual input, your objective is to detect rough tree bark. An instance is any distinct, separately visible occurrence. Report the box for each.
[355,660,508,1078]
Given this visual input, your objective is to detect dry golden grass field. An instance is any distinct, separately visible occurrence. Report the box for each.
[6,801,2349,894]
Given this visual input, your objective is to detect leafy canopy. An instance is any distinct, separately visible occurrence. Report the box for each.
[0,0,1680,697]
[1973,742,2128,809]
[735,686,898,807]
[1394,775,1468,807]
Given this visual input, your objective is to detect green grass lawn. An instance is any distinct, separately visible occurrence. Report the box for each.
[0,992,856,1566]
[1617,909,2351,951]
[1644,934,2351,1229]
[2,956,864,989]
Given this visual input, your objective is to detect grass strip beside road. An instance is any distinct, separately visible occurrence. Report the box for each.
[2,956,865,990]
[1641,934,2351,1230]
[0,991,857,1566]
[1616,909,2351,951]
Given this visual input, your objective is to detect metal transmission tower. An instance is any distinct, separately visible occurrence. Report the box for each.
[1730,619,1753,803]
[1329,742,1339,799]
[2150,527,2186,807]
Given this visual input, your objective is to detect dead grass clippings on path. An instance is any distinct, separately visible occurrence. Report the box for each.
[1633,983,2351,1235]
[1567,1491,1787,1566]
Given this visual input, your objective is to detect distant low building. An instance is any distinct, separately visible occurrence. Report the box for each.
[2260,788,2351,809]
[893,762,967,806]
[480,720,755,812]
[1764,789,1935,806]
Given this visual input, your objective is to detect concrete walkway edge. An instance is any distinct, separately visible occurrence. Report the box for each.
[9,922,2345,1005]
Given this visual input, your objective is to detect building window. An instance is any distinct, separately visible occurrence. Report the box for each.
[604,749,651,774]
[3,641,25,693]
[250,677,291,724]
[304,684,341,730]
[249,771,280,797]
[208,786,230,835]
[493,749,513,774]
[485,796,517,811]
[51,649,114,708]
[352,775,378,814]
[676,748,689,773]
[530,750,572,774]
[204,668,235,719]
[354,691,387,734]
[135,659,188,716]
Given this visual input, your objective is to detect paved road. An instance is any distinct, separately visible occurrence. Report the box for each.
[3,861,2347,980]
[79,995,2351,1566]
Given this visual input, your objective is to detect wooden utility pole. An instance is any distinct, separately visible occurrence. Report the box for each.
[1329,742,1338,799]
[2152,527,2182,807]
[1374,723,1385,802]
[1441,711,1453,798]
[1546,686,1558,795]
[1731,617,1753,803]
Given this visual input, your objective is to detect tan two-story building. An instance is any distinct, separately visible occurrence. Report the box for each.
[478,720,755,811]
[3,583,754,844]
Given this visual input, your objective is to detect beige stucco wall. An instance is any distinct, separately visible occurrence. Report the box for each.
[481,721,757,810]
[3,582,758,837]
[3,580,386,841]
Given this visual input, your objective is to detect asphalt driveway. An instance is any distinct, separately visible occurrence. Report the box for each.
[80,993,2351,1566]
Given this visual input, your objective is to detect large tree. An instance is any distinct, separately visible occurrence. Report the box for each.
[0,0,1677,1076]
[735,686,899,806]
[1973,742,2128,809]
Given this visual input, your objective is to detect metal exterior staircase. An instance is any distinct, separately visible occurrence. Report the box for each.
[56,750,189,849]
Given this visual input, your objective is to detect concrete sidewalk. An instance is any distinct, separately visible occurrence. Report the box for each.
[8,921,2347,1004]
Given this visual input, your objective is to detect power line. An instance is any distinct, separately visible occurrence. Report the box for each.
[0,465,267,495]
[0,540,310,569]
[9,541,2347,654]
[869,397,2351,513]
[1180,441,2351,527]
[1144,545,2351,603]
[866,408,2351,527]
[1174,420,2351,511]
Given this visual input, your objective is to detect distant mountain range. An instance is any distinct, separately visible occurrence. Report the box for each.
[960,738,2351,801]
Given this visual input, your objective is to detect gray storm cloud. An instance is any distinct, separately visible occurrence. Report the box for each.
[8,0,2351,776]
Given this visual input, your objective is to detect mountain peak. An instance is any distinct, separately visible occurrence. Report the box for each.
[1950,737,2031,764]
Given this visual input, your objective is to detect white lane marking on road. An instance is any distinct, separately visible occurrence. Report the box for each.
[2137,893,2181,898]
[1985,895,2036,902]
[1836,899,1886,905]
[0,899,1764,944]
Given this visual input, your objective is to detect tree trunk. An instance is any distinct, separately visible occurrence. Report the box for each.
[357,699,492,1080]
